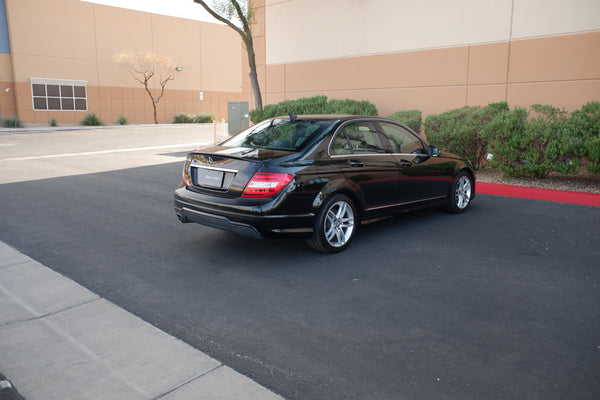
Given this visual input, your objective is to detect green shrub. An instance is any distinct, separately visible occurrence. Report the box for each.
[50,117,57,127]
[81,113,103,126]
[568,101,600,173]
[192,113,215,123]
[328,98,378,116]
[118,115,128,125]
[173,113,194,123]
[248,109,261,124]
[387,110,422,133]
[482,105,578,178]
[286,95,329,115]
[2,117,23,128]
[173,113,215,124]
[480,106,528,174]
[249,95,378,123]
[424,102,508,169]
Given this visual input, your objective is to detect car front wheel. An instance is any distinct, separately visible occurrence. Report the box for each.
[447,171,473,213]
[307,194,357,253]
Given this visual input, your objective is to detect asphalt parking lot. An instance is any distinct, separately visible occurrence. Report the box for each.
[1,126,599,400]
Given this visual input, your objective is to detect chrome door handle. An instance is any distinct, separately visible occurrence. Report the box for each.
[348,160,364,167]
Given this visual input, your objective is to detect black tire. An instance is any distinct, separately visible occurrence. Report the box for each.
[446,171,473,213]
[307,194,358,253]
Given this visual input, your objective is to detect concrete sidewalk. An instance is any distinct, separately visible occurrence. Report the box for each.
[0,241,284,400]
[0,124,232,185]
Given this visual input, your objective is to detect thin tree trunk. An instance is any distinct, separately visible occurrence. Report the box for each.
[193,0,263,111]
[245,35,263,111]
[144,87,159,124]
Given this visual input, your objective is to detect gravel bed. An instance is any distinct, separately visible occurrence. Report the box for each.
[476,169,600,194]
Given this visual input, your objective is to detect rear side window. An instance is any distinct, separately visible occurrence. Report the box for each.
[331,131,352,155]
[223,119,335,151]
[331,122,386,155]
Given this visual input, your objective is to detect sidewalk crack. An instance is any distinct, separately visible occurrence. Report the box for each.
[0,287,101,327]
[153,364,224,399]
[0,259,34,269]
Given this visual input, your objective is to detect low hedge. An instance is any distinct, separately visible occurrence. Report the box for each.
[173,113,215,124]
[2,117,23,128]
[423,102,508,170]
[423,101,600,177]
[568,101,600,173]
[250,97,599,178]
[81,113,103,126]
[482,105,579,178]
[249,95,378,123]
[387,110,422,133]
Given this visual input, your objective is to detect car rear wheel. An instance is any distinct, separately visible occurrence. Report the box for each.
[447,171,473,213]
[307,194,357,253]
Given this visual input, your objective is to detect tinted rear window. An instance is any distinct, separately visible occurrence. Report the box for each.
[223,118,335,151]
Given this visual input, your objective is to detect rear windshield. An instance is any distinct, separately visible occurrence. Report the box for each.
[223,118,335,151]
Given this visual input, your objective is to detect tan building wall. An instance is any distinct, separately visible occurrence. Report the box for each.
[256,0,600,117]
[4,0,247,125]
[0,53,16,119]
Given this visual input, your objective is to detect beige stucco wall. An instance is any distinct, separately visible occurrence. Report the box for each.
[265,0,600,64]
[511,0,600,39]
[265,0,514,64]
[0,53,16,118]
[0,53,12,82]
[259,0,600,116]
[5,0,245,124]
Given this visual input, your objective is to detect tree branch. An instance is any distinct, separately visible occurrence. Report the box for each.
[192,0,263,110]
[230,0,250,34]
[193,0,245,38]
[156,76,174,104]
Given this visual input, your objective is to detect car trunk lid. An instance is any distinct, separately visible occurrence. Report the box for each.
[183,145,293,198]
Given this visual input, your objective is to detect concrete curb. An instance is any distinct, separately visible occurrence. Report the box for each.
[0,241,284,400]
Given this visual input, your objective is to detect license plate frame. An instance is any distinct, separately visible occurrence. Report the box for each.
[193,167,224,189]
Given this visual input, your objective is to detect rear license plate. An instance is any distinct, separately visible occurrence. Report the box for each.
[193,167,224,188]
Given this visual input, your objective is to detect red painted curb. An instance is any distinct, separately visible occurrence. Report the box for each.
[477,182,600,207]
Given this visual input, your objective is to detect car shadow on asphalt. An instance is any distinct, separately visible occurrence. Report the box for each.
[178,204,471,266]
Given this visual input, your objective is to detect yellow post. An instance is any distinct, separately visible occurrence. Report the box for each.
[212,120,217,144]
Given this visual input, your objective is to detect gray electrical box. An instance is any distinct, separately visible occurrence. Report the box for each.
[227,101,249,135]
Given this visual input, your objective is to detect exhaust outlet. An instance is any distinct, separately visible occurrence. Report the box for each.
[177,213,190,223]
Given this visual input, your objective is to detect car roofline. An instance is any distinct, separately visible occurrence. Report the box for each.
[268,114,393,122]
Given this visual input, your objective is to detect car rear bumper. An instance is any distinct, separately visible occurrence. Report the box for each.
[174,186,316,239]
[176,206,265,239]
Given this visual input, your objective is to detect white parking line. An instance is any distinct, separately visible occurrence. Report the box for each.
[1,143,205,162]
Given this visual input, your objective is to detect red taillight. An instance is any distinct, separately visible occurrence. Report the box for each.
[182,164,191,186]
[242,172,293,198]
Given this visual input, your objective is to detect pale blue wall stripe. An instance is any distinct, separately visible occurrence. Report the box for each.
[0,0,10,54]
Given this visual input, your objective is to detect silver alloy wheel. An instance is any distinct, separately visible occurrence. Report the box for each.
[455,175,472,209]
[324,200,355,247]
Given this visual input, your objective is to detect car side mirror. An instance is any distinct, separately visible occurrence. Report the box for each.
[429,146,441,157]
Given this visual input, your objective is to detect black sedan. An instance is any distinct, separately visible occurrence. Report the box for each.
[174,115,475,253]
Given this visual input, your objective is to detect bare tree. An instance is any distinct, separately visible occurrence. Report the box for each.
[193,0,263,111]
[113,51,175,124]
